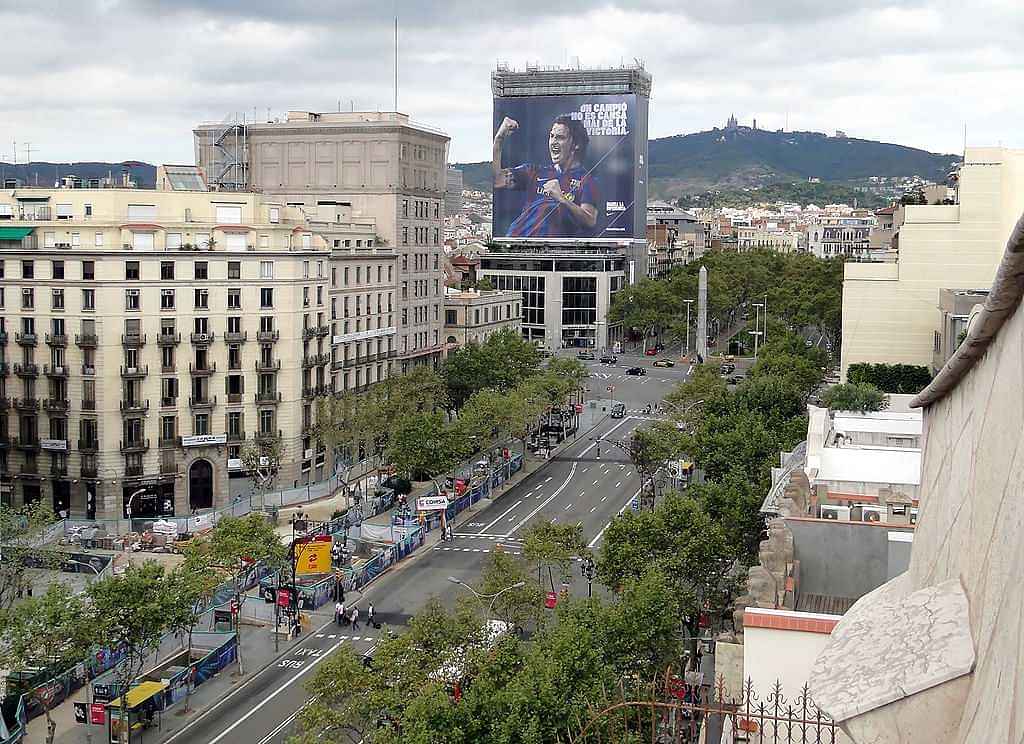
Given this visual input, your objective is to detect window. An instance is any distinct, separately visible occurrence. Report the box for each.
[303,261,310,279]
[82,261,94,280]
[125,261,140,280]
[194,414,210,436]
[259,261,273,279]
[161,378,178,405]
[161,289,175,310]
[160,261,174,280]
[125,289,140,311]
[317,286,324,305]
[51,289,64,310]
[215,205,242,224]
[269,207,280,223]
[161,416,176,442]
[227,316,241,334]
[259,409,274,435]
[127,204,157,220]
[402,227,408,245]
[132,232,154,251]
[196,233,210,250]
[0,287,4,308]
[70,233,80,247]
[22,288,34,309]
[166,233,182,250]
[343,267,349,285]
[228,261,241,280]
[225,233,247,251]
[94,233,103,248]
[317,261,324,278]
[194,289,208,309]
[22,260,33,279]
[51,260,64,280]
[84,204,92,217]
[43,232,55,248]
[194,262,208,280]
[161,346,174,371]
[82,289,95,311]
[261,288,273,308]
[227,288,241,309]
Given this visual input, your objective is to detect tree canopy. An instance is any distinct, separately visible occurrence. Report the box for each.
[821,382,890,412]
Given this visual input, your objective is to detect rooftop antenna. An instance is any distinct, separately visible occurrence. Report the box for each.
[394,13,399,112]
[23,142,34,163]
[11,140,16,165]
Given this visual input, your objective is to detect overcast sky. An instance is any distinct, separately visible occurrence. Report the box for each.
[1,0,1021,165]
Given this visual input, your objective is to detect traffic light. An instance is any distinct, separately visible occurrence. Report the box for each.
[86,488,96,520]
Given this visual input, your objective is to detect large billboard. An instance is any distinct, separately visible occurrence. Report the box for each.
[492,94,639,240]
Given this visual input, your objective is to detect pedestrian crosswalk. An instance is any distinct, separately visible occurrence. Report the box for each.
[313,633,375,641]
[433,546,522,555]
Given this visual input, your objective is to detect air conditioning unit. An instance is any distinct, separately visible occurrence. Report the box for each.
[820,505,851,521]
[856,505,883,523]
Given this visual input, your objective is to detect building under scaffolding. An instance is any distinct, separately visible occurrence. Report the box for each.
[193,117,248,191]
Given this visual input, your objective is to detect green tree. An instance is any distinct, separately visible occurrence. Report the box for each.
[0,583,92,744]
[0,501,59,613]
[87,562,195,743]
[521,520,585,591]
[688,473,766,562]
[164,565,220,712]
[821,382,890,412]
[184,514,286,674]
[386,411,469,486]
[846,362,932,393]
[239,432,284,506]
[441,328,541,408]
[476,551,545,633]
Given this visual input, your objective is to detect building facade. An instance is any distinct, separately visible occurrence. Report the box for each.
[0,186,337,520]
[840,147,1024,377]
[737,225,800,253]
[194,110,450,371]
[444,167,463,219]
[443,288,522,349]
[807,215,872,259]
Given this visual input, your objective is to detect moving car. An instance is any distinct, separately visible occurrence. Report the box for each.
[600,354,618,365]
[652,359,675,368]
[610,402,626,419]
[577,350,595,360]
[644,348,658,356]
[625,367,646,376]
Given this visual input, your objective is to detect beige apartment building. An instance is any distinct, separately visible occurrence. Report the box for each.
[443,288,523,350]
[840,147,1024,377]
[0,178,354,520]
[194,111,450,371]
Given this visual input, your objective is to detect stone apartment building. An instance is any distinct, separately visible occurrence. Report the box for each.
[443,288,522,350]
[194,111,450,371]
[0,177,374,520]
[807,215,872,259]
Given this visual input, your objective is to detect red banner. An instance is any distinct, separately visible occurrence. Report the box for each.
[90,703,106,725]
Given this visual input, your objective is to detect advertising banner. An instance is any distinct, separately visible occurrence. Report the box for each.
[493,93,638,240]
[295,537,332,576]
[416,495,450,511]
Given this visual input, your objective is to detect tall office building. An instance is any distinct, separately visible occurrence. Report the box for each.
[481,64,652,350]
[194,111,450,370]
[445,167,464,217]
[0,172,390,520]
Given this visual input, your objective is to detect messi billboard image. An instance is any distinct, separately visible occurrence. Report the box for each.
[492,94,638,240]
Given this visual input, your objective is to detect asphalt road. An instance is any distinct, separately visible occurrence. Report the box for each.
[167,351,694,744]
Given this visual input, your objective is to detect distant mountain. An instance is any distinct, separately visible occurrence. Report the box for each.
[0,161,157,189]
[453,127,960,199]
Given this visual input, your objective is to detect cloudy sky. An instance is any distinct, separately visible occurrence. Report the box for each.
[0,0,1021,165]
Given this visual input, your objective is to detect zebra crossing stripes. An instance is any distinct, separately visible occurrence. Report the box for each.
[433,546,522,555]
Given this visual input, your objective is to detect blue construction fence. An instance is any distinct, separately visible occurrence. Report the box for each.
[161,632,238,707]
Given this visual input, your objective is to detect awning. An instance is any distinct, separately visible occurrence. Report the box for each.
[0,227,32,240]
[108,681,167,710]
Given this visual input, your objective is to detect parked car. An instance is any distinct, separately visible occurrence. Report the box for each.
[654,342,666,351]
[726,375,745,385]
[577,350,595,360]
[652,359,675,368]
[600,354,618,364]
[625,366,646,376]
[644,348,658,356]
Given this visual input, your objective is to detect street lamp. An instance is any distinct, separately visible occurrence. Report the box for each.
[682,299,694,356]
[752,301,765,357]
[580,557,596,598]
[447,577,525,621]
[124,487,146,535]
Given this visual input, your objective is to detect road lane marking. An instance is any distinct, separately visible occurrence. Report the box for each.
[545,476,553,482]
[615,482,622,488]
[593,480,599,485]
[480,499,523,533]
[564,503,573,511]
[601,495,607,502]
[588,487,643,549]
[590,506,597,513]
[205,636,350,744]
[507,461,578,535]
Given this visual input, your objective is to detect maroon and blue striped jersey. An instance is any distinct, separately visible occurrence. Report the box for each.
[506,163,598,238]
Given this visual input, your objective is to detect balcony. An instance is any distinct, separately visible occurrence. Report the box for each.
[255,391,281,405]
[125,464,145,478]
[157,332,181,347]
[14,362,39,378]
[13,397,39,412]
[302,353,330,369]
[190,332,215,346]
[255,359,281,372]
[302,384,334,400]
[302,327,317,341]
[121,333,146,348]
[119,438,150,454]
[224,331,248,344]
[226,392,244,405]
[75,333,98,348]
[188,395,217,410]
[50,461,68,477]
[13,436,40,451]
[227,430,246,443]
[20,462,39,476]
[81,399,96,411]
[45,333,68,347]
[255,428,282,443]
[43,398,70,413]
[119,399,150,415]
[120,364,149,379]
[81,364,96,376]
[257,330,280,343]
[0,362,8,376]
[160,461,179,475]
[158,436,179,449]
[15,332,37,347]
[78,438,100,453]
[43,364,69,379]
[316,325,330,338]
[160,397,178,409]
[189,362,216,376]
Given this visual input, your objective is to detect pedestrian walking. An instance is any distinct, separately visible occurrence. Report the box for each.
[367,603,375,627]
[335,600,344,627]
[350,606,360,631]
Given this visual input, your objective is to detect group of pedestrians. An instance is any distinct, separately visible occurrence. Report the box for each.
[335,600,374,631]
[438,522,454,542]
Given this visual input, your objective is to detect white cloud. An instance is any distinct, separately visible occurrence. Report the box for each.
[0,0,1020,166]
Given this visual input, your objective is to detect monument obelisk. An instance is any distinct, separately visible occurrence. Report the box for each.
[696,265,708,361]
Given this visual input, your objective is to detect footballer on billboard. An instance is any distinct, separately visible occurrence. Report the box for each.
[492,94,638,240]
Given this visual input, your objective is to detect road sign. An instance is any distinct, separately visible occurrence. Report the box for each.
[574,403,583,414]
[277,588,292,608]
[545,591,558,609]
[90,703,106,725]
[74,702,88,724]
[416,495,449,511]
